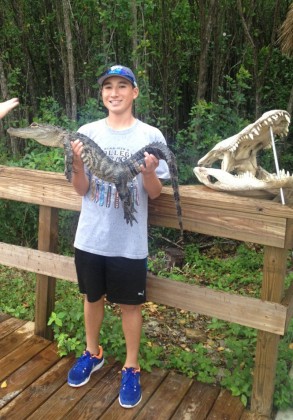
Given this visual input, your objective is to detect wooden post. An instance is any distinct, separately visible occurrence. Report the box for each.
[34,205,59,339]
[251,246,287,417]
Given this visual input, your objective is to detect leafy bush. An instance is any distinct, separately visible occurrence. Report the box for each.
[0,200,39,247]
[174,72,250,185]
[0,267,36,319]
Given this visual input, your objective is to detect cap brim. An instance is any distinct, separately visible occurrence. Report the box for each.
[98,74,137,87]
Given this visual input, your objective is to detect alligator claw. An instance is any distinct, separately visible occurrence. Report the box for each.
[123,202,138,226]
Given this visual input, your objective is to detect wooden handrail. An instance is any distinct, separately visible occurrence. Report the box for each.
[0,242,287,335]
[0,165,292,418]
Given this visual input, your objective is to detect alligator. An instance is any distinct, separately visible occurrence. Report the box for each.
[8,123,183,234]
[193,110,292,196]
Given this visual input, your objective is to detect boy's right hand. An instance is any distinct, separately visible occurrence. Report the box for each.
[71,139,84,173]
[71,139,84,157]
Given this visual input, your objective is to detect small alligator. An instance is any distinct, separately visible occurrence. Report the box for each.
[8,123,183,234]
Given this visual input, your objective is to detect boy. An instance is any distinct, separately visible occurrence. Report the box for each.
[67,65,169,408]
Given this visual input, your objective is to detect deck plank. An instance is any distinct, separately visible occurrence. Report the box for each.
[207,388,245,419]
[26,359,118,420]
[0,321,35,358]
[0,316,254,419]
[0,335,51,381]
[65,362,122,419]
[0,354,75,420]
[135,371,193,420]
[100,367,168,420]
[0,343,60,409]
[0,313,11,323]
[0,317,26,340]
[171,380,221,419]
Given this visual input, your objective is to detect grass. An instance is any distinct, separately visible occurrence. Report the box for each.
[0,239,292,410]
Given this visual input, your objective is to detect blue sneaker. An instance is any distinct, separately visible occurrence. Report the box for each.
[119,367,142,408]
[68,346,104,387]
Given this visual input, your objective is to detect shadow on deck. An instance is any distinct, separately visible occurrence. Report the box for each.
[0,314,257,419]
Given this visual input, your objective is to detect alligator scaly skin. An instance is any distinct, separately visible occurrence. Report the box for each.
[8,123,183,234]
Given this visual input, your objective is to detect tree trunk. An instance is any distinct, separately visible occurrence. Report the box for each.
[196,0,219,101]
[55,0,71,117]
[278,3,293,56]
[62,0,77,120]
[0,58,7,140]
[0,57,20,155]
[287,85,293,117]
[43,0,55,98]
[0,58,8,99]
[10,0,38,114]
[131,0,138,71]
[237,0,281,118]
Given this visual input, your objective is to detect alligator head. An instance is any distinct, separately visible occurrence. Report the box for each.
[193,110,291,194]
[7,123,66,147]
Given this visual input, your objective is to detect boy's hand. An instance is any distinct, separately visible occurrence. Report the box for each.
[71,139,84,157]
[140,152,159,176]
[71,139,84,173]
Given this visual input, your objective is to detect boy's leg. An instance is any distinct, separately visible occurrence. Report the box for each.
[84,295,105,354]
[106,256,145,408]
[67,295,105,387]
[119,303,143,408]
[120,303,142,368]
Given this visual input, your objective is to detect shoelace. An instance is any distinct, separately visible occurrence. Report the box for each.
[121,368,140,388]
[73,351,93,370]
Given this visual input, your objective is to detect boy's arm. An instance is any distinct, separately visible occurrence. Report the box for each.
[141,152,162,199]
[71,139,90,196]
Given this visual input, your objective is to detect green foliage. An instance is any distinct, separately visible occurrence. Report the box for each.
[34,97,78,129]
[48,307,85,357]
[58,210,78,256]
[274,322,293,409]
[147,243,293,409]
[0,200,38,247]
[150,242,264,296]
[77,98,106,126]
[1,0,292,146]
[166,343,218,384]
[0,267,36,319]
[0,197,76,253]
[207,319,256,406]
[174,72,250,184]
[261,48,293,114]
[11,146,64,172]
[207,318,293,410]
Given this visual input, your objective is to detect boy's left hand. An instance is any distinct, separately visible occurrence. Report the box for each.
[140,152,159,175]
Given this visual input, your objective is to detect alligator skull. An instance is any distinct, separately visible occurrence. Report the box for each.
[193,110,291,195]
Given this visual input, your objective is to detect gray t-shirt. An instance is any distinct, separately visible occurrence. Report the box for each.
[74,118,170,259]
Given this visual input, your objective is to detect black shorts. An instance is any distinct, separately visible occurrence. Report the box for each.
[74,248,147,304]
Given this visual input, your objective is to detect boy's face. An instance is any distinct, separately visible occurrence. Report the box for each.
[101,76,139,115]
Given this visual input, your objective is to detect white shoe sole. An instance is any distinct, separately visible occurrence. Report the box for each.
[118,394,142,408]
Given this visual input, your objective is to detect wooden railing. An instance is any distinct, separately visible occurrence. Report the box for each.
[0,165,292,418]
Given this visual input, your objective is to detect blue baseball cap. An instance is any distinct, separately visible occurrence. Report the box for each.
[98,65,138,87]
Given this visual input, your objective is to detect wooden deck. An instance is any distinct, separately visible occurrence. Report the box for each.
[0,314,258,420]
